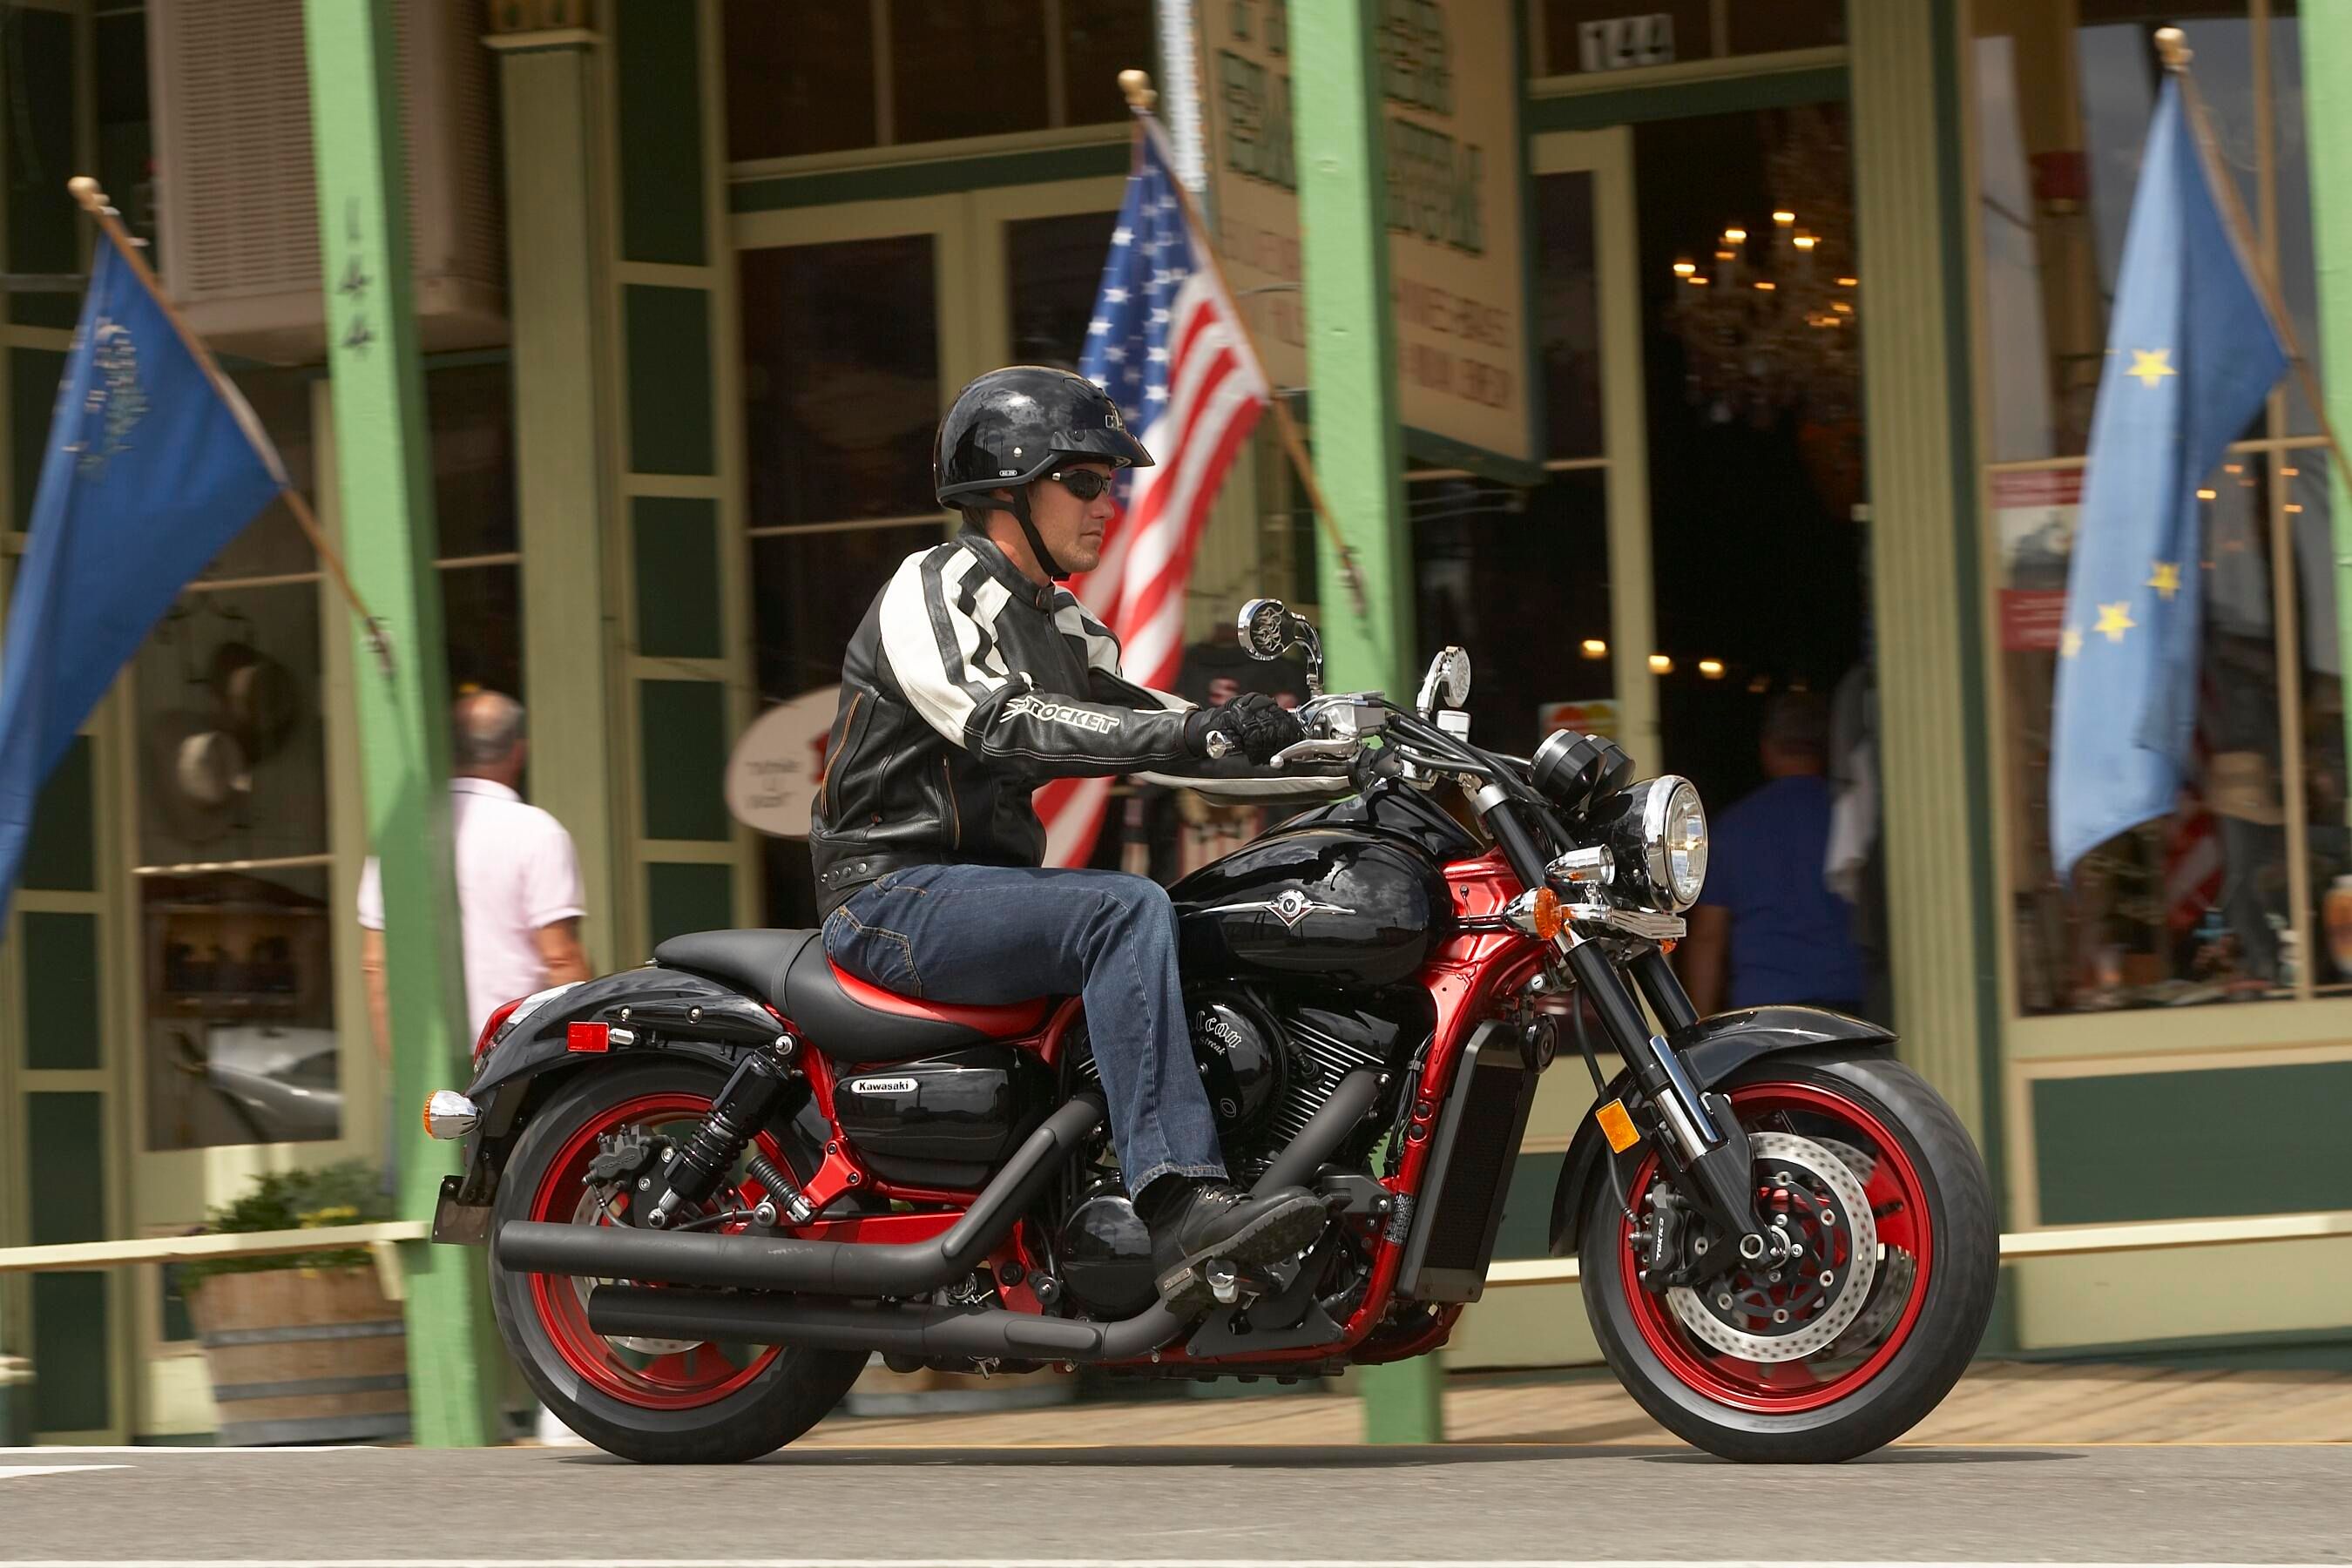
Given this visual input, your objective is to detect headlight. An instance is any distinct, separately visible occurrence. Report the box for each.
[1602,775,1709,911]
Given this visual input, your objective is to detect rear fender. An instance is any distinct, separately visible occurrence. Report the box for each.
[448,964,826,1209]
[1545,1005,1894,1257]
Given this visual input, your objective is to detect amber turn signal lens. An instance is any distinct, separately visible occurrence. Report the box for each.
[1531,886,1564,942]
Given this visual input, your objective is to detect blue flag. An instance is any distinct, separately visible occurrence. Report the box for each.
[0,240,287,919]
[2049,78,2287,880]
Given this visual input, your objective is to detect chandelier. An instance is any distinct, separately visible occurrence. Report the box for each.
[1666,107,1861,430]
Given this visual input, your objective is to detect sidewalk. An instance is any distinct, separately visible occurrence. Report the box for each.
[799,1360,2352,1449]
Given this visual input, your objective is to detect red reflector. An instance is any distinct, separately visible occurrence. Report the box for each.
[567,1022,612,1053]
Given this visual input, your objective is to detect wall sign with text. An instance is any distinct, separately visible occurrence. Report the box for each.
[1200,0,1538,473]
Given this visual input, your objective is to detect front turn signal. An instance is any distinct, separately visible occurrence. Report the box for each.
[1531,886,1564,942]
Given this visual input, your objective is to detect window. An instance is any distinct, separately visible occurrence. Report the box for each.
[1973,4,2336,1014]
[135,362,524,1149]
[723,0,1155,163]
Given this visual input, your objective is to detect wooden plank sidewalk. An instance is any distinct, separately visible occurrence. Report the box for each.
[798,1360,2352,1449]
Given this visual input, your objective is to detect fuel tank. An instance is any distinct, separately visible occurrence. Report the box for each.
[1169,824,1448,990]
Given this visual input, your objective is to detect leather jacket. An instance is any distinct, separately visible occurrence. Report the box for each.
[809,530,1197,914]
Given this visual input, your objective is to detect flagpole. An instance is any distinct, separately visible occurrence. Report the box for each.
[2158,32,2352,484]
[65,176,393,676]
[1118,70,1372,626]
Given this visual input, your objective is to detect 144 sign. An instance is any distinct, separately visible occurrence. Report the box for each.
[1202,0,1535,468]
[1578,14,1677,73]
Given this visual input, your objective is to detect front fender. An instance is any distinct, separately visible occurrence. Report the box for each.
[1545,1005,1893,1257]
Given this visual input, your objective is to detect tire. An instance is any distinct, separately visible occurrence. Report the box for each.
[1579,1048,1997,1463]
[488,1056,866,1463]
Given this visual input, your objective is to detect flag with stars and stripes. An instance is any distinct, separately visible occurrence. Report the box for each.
[2048,78,2285,881]
[1034,115,1271,868]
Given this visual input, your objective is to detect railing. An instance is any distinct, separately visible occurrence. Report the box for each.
[0,1221,430,1301]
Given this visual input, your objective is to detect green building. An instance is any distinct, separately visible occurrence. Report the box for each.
[0,0,2344,1442]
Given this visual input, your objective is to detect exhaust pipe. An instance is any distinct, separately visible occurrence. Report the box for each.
[588,1285,1187,1363]
[497,1093,1104,1296]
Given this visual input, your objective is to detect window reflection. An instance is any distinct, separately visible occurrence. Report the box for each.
[740,239,941,527]
[1007,212,1120,368]
[143,865,339,1150]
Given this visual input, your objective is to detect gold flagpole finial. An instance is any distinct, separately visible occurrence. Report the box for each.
[2155,27,2191,71]
[66,176,108,214]
[1119,68,1157,112]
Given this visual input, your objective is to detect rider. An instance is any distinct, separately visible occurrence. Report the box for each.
[810,366,1321,1311]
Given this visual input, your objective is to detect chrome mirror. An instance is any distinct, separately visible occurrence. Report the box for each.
[1237,598,1293,660]
[1235,598,1324,695]
[1416,645,1472,713]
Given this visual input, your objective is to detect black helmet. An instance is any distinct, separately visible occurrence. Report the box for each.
[934,366,1153,579]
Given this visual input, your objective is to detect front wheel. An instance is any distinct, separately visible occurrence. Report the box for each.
[1580,1050,1997,1463]
[488,1057,866,1463]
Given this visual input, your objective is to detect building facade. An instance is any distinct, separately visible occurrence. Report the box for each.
[0,0,2343,1442]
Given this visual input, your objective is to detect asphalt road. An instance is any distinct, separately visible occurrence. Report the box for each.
[2,1442,2348,1565]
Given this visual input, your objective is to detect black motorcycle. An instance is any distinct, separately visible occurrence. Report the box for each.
[425,598,1997,1463]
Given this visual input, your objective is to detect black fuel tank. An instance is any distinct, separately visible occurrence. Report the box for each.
[1169,826,1446,989]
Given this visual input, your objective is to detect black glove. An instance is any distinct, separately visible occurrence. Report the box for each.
[1184,692,1305,765]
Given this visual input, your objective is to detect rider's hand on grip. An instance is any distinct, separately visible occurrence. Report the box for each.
[1186,692,1306,765]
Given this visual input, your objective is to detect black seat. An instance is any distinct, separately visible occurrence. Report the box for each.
[653,929,1031,1063]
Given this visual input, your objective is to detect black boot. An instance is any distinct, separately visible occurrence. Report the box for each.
[1143,1179,1325,1315]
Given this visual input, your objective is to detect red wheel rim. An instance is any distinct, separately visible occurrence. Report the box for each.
[1618,1080,1935,1415]
[528,1091,785,1409]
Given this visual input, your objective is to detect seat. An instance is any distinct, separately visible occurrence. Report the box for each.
[652,929,1051,1063]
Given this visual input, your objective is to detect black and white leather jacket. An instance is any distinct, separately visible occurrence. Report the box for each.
[808,530,1196,914]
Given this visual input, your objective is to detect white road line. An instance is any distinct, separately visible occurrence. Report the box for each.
[0,1445,374,1456]
[0,1464,127,1482]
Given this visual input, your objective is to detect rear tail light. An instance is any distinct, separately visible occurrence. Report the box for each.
[473,997,524,1064]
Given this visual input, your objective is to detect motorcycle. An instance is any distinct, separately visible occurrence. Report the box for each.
[424,598,1997,1464]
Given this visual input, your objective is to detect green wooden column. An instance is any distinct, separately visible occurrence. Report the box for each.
[1288,0,1436,1443]
[486,15,620,952]
[303,0,497,1448]
[2305,5,2352,785]
[1288,0,1415,703]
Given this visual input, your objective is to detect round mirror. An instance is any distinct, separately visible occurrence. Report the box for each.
[1237,598,1292,661]
[1437,646,1472,707]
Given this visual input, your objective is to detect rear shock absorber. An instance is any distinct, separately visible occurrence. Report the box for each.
[645,1040,799,1229]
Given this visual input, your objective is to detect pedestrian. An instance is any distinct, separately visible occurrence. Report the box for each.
[356,691,592,1057]
[1678,690,1868,1016]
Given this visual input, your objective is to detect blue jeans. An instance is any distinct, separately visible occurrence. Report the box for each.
[821,863,1226,1196]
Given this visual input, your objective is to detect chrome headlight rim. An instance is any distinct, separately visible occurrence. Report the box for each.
[1605,774,1707,913]
[1641,774,1708,911]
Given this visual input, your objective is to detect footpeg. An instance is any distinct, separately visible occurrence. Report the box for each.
[1206,1259,1241,1307]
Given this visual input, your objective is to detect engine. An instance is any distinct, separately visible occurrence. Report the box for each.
[1054,985,1423,1319]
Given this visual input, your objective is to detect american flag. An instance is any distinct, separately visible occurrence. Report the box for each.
[1035,118,1271,868]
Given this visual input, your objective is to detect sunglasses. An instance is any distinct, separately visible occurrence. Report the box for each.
[1047,469,1118,502]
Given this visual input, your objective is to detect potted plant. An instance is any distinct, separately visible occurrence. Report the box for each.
[178,1162,409,1446]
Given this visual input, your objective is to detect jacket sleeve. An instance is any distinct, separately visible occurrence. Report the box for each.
[876,549,1196,778]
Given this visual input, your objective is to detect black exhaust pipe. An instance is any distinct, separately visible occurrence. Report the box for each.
[497,1093,1105,1296]
[1252,1070,1381,1196]
[587,1285,1186,1363]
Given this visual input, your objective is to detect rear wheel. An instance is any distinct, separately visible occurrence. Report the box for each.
[489,1057,865,1463]
[1579,1050,1997,1463]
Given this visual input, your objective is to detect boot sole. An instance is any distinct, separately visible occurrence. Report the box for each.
[1154,1193,1328,1316]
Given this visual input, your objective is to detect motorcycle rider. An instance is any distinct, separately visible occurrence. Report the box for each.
[810,366,1321,1311]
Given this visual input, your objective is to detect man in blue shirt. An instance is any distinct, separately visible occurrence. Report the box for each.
[1680,692,1868,1016]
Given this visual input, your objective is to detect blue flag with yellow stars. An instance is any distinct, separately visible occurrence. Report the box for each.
[2050,78,2287,881]
[0,240,287,921]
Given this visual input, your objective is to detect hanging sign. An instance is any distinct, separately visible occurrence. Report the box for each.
[1200,0,1538,475]
[726,685,841,839]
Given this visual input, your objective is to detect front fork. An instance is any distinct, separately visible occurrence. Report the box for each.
[1559,942,1776,1281]
[1475,791,1777,1279]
